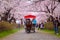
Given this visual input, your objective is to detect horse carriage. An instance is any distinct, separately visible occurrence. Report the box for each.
[24,15,36,33]
[25,19,35,33]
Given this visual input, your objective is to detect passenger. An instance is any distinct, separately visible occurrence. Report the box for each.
[32,18,37,32]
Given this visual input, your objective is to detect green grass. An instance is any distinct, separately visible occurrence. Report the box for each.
[0,28,22,38]
[42,22,60,38]
[39,29,60,38]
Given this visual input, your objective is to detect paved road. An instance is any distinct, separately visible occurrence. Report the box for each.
[1,29,60,40]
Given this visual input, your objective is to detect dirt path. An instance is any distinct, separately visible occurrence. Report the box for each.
[1,29,60,40]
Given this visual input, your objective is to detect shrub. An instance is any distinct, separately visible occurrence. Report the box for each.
[0,21,17,32]
[58,26,60,34]
[44,22,54,30]
[44,22,60,34]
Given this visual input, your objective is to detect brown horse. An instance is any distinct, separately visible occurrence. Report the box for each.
[25,19,32,33]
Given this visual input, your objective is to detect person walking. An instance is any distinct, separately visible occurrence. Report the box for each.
[40,22,44,29]
[53,17,59,35]
[38,23,41,30]
[16,19,21,28]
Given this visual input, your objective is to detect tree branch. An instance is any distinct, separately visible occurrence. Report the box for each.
[45,5,50,13]
[52,2,60,11]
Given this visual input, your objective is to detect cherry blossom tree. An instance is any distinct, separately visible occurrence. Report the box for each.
[0,0,60,23]
[41,0,60,22]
